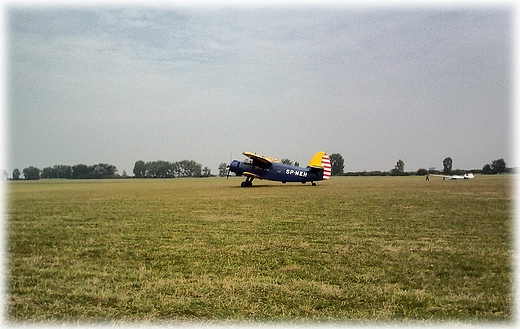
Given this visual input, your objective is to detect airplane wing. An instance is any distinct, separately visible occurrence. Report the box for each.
[243,171,262,179]
[243,152,279,165]
[430,174,468,180]
[430,174,451,179]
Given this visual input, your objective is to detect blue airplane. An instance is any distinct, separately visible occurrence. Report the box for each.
[227,151,331,187]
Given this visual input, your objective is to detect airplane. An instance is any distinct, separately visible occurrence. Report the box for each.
[431,172,475,180]
[227,151,331,187]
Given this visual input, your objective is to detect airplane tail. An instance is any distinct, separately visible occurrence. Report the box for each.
[307,151,332,180]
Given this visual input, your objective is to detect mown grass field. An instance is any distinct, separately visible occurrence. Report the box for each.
[5,175,514,324]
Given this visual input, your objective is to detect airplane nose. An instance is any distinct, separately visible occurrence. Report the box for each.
[227,161,237,178]
[227,160,240,178]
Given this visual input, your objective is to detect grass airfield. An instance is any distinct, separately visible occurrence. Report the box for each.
[5,175,514,324]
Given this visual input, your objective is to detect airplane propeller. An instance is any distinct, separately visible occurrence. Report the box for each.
[226,152,232,179]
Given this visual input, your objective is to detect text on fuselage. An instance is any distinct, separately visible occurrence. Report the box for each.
[286,169,308,177]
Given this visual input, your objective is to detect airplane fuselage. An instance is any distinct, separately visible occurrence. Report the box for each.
[442,173,474,180]
[228,160,325,183]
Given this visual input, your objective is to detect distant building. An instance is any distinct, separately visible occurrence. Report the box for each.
[428,167,435,172]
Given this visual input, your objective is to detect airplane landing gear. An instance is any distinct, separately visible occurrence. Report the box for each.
[241,177,254,187]
[312,182,316,186]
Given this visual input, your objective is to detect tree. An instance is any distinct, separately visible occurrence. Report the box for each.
[133,160,146,178]
[40,165,72,179]
[23,166,41,180]
[391,159,405,175]
[482,163,492,174]
[143,161,173,178]
[102,164,117,177]
[491,158,507,174]
[145,161,158,178]
[154,161,174,178]
[72,164,89,179]
[416,168,428,176]
[202,166,211,177]
[90,165,107,179]
[218,163,228,177]
[12,169,21,180]
[329,153,344,175]
[54,165,72,179]
[41,167,55,179]
[174,160,202,177]
[443,157,453,175]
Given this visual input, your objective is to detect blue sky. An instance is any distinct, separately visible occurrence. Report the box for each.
[5,3,514,175]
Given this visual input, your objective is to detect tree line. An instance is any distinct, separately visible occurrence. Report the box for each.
[5,154,511,180]
[132,160,211,178]
[10,163,120,180]
[351,157,510,177]
[7,159,213,180]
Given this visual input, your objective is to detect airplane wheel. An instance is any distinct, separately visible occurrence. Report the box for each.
[312,182,316,186]
[241,181,248,187]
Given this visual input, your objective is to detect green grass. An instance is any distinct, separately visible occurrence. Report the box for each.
[5,175,514,324]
